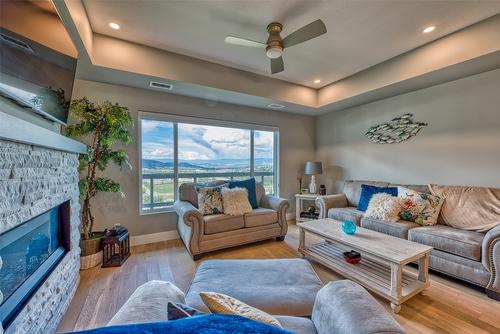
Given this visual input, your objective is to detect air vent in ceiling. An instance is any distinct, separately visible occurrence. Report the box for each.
[149,81,173,90]
[266,103,285,109]
[0,32,34,53]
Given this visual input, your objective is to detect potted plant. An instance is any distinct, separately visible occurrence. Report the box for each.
[65,98,133,269]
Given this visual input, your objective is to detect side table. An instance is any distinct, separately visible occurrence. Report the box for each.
[295,193,326,222]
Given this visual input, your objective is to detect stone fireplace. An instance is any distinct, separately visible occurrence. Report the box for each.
[0,112,86,334]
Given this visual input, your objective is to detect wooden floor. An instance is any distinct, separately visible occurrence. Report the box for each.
[58,224,500,333]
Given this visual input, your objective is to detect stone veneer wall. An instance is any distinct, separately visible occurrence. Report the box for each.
[0,139,81,334]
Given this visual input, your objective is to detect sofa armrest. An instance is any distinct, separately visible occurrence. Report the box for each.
[261,194,290,236]
[312,280,405,334]
[174,200,204,256]
[174,200,202,226]
[315,194,348,219]
[482,224,500,299]
[482,224,500,272]
[107,281,185,326]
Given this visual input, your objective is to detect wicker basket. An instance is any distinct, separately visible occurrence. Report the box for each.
[79,234,104,270]
[80,251,102,270]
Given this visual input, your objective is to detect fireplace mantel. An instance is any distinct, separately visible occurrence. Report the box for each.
[0,111,86,155]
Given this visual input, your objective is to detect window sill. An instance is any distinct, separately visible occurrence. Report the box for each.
[139,207,176,216]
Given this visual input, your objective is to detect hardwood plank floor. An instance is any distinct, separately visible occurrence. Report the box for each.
[58,224,500,333]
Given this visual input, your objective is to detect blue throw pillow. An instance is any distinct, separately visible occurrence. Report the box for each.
[229,178,258,209]
[68,314,293,334]
[357,184,398,212]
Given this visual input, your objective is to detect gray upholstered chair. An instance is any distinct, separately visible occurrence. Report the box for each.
[174,181,289,260]
[316,180,500,300]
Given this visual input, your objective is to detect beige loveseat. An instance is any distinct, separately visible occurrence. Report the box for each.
[316,180,500,301]
[173,181,289,260]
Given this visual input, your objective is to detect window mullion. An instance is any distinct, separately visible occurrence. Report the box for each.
[250,129,255,178]
[173,123,179,202]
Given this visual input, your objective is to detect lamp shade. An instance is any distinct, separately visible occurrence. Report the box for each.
[304,161,323,175]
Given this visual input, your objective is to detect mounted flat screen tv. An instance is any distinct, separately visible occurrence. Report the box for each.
[0,0,77,125]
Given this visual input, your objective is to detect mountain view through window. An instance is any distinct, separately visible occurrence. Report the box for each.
[141,118,277,212]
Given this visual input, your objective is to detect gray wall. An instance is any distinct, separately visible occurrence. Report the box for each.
[72,79,316,236]
[316,68,500,193]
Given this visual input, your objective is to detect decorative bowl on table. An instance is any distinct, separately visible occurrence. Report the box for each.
[342,220,356,235]
[343,250,361,264]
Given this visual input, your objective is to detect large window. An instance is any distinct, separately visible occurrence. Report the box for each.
[140,114,278,213]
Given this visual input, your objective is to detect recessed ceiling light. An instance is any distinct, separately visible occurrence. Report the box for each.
[423,26,435,33]
[109,22,120,30]
[314,79,321,84]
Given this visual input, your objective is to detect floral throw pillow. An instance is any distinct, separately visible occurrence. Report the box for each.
[397,186,444,226]
[197,185,226,215]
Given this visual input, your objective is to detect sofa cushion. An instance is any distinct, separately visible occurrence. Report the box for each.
[197,185,226,215]
[244,208,278,228]
[200,291,283,328]
[361,217,419,239]
[222,187,253,216]
[342,180,390,207]
[229,178,259,209]
[179,180,226,207]
[408,225,484,261]
[275,316,317,334]
[357,184,398,211]
[429,184,500,232]
[185,259,323,317]
[204,214,244,235]
[107,281,185,326]
[328,207,364,225]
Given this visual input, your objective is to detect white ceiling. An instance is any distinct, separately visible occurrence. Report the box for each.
[83,0,500,88]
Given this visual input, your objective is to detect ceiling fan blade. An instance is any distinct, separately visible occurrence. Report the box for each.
[270,57,284,74]
[283,19,327,48]
[224,36,266,48]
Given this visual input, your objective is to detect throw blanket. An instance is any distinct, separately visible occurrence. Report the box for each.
[429,184,500,232]
[68,314,293,334]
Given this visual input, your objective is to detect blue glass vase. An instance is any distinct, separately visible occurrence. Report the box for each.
[342,220,356,235]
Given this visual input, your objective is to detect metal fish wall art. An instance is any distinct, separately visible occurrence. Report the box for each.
[365,114,428,144]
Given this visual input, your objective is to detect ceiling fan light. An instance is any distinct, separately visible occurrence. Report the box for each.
[266,46,283,59]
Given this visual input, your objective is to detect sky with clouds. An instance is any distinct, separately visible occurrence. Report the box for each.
[141,120,274,162]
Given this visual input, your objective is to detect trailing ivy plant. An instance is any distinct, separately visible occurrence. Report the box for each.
[66,98,133,240]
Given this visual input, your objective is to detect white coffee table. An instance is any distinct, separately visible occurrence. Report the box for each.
[298,218,432,313]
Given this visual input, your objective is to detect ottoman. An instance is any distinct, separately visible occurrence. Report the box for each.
[185,259,324,316]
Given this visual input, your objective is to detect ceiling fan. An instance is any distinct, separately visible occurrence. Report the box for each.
[224,19,327,74]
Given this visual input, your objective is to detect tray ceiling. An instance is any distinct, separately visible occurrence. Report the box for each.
[82,0,500,88]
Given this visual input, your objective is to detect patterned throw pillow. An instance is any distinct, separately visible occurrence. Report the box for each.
[221,187,253,216]
[200,292,283,328]
[197,185,226,215]
[364,193,401,222]
[397,186,444,226]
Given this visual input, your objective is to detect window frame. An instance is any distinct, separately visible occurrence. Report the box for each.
[138,111,280,215]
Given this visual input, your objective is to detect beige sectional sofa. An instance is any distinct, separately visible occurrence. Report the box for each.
[174,181,289,260]
[316,180,500,300]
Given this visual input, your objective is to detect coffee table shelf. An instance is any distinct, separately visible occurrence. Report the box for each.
[304,242,425,304]
[298,219,432,313]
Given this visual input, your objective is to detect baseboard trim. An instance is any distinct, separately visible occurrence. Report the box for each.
[130,230,179,246]
[286,212,295,221]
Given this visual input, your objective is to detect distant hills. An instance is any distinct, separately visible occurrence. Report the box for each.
[142,158,273,170]
[142,159,208,170]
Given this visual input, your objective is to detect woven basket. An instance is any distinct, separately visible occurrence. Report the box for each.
[79,233,104,270]
[80,251,102,270]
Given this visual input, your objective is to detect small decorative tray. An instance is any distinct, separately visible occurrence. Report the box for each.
[343,250,361,264]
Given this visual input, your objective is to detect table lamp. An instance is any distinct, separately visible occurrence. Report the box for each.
[304,161,323,194]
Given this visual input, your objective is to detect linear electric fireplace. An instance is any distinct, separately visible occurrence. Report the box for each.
[0,201,70,328]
